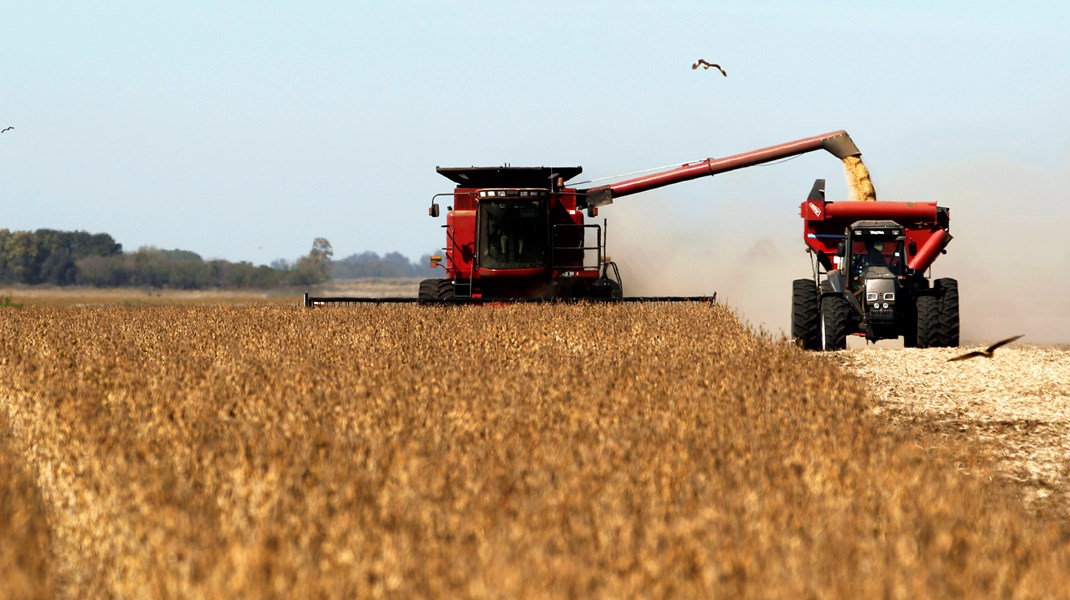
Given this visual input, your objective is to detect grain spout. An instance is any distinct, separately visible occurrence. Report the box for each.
[842,155,877,202]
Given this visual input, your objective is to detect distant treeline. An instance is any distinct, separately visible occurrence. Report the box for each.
[330,251,438,280]
[0,228,435,288]
[0,229,333,288]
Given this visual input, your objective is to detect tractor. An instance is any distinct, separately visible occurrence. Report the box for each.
[792,180,958,350]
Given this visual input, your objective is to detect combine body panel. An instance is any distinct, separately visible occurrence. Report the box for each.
[792,180,959,350]
[424,131,862,301]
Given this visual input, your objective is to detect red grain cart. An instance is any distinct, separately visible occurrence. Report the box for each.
[792,182,957,349]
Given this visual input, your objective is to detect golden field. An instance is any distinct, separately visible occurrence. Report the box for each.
[2,300,1070,598]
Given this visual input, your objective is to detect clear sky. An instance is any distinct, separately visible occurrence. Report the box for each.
[3,1,1069,338]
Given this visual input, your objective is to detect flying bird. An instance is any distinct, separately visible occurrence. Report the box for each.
[947,335,1024,362]
[692,59,727,76]
[0,127,12,133]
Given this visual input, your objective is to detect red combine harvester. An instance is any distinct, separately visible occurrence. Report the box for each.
[414,130,862,302]
[792,180,957,350]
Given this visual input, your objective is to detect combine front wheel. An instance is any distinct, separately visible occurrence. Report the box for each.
[434,279,456,300]
[418,279,439,301]
[419,279,456,301]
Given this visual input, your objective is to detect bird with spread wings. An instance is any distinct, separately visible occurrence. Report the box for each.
[692,59,727,76]
[1,127,13,133]
[947,335,1024,362]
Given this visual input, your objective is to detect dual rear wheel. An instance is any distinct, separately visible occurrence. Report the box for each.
[910,278,959,347]
[793,277,960,350]
[792,279,849,351]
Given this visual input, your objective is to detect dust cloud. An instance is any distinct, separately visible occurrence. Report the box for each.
[606,153,1070,345]
[607,195,805,337]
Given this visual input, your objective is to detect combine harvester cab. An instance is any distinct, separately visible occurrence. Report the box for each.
[792,180,958,350]
[423,166,622,301]
[420,130,863,302]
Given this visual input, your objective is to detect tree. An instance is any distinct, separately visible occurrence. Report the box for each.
[293,237,333,285]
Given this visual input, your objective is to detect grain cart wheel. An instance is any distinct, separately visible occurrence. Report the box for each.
[915,294,944,348]
[791,279,820,350]
[934,278,960,347]
[819,295,851,351]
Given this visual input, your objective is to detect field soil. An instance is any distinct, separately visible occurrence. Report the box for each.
[1,302,1069,597]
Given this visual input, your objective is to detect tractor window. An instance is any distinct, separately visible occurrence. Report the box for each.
[479,198,548,269]
[850,238,903,277]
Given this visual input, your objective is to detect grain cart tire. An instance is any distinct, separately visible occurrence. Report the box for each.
[915,294,944,348]
[820,295,851,351]
[791,279,821,350]
[934,278,960,347]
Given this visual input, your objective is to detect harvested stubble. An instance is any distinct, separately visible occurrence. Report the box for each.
[1,304,1069,597]
[829,344,1070,519]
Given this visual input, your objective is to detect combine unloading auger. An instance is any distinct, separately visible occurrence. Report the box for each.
[305,130,867,305]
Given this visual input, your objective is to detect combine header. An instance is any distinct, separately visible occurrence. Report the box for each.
[413,130,861,302]
[792,180,958,349]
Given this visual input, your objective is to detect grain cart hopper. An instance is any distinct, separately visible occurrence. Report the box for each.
[420,130,862,301]
[792,180,957,350]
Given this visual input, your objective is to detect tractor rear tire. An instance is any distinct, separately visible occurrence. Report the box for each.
[934,278,960,347]
[915,294,944,348]
[820,294,851,351]
[791,279,820,350]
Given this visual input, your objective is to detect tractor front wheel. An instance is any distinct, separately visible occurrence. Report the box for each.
[934,278,960,347]
[791,279,820,350]
[915,294,944,347]
[820,295,851,351]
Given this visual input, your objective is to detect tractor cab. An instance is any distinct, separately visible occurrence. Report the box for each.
[838,220,907,334]
[842,220,905,283]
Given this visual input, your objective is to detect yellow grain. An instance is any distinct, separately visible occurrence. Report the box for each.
[843,155,877,201]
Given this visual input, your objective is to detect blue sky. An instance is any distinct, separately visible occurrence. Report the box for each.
[3,1,1069,337]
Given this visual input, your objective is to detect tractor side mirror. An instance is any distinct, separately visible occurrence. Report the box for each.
[429,203,440,218]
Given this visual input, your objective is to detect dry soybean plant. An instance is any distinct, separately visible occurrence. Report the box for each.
[1,304,1069,597]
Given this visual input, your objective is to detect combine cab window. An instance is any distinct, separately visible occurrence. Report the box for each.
[479,199,548,269]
